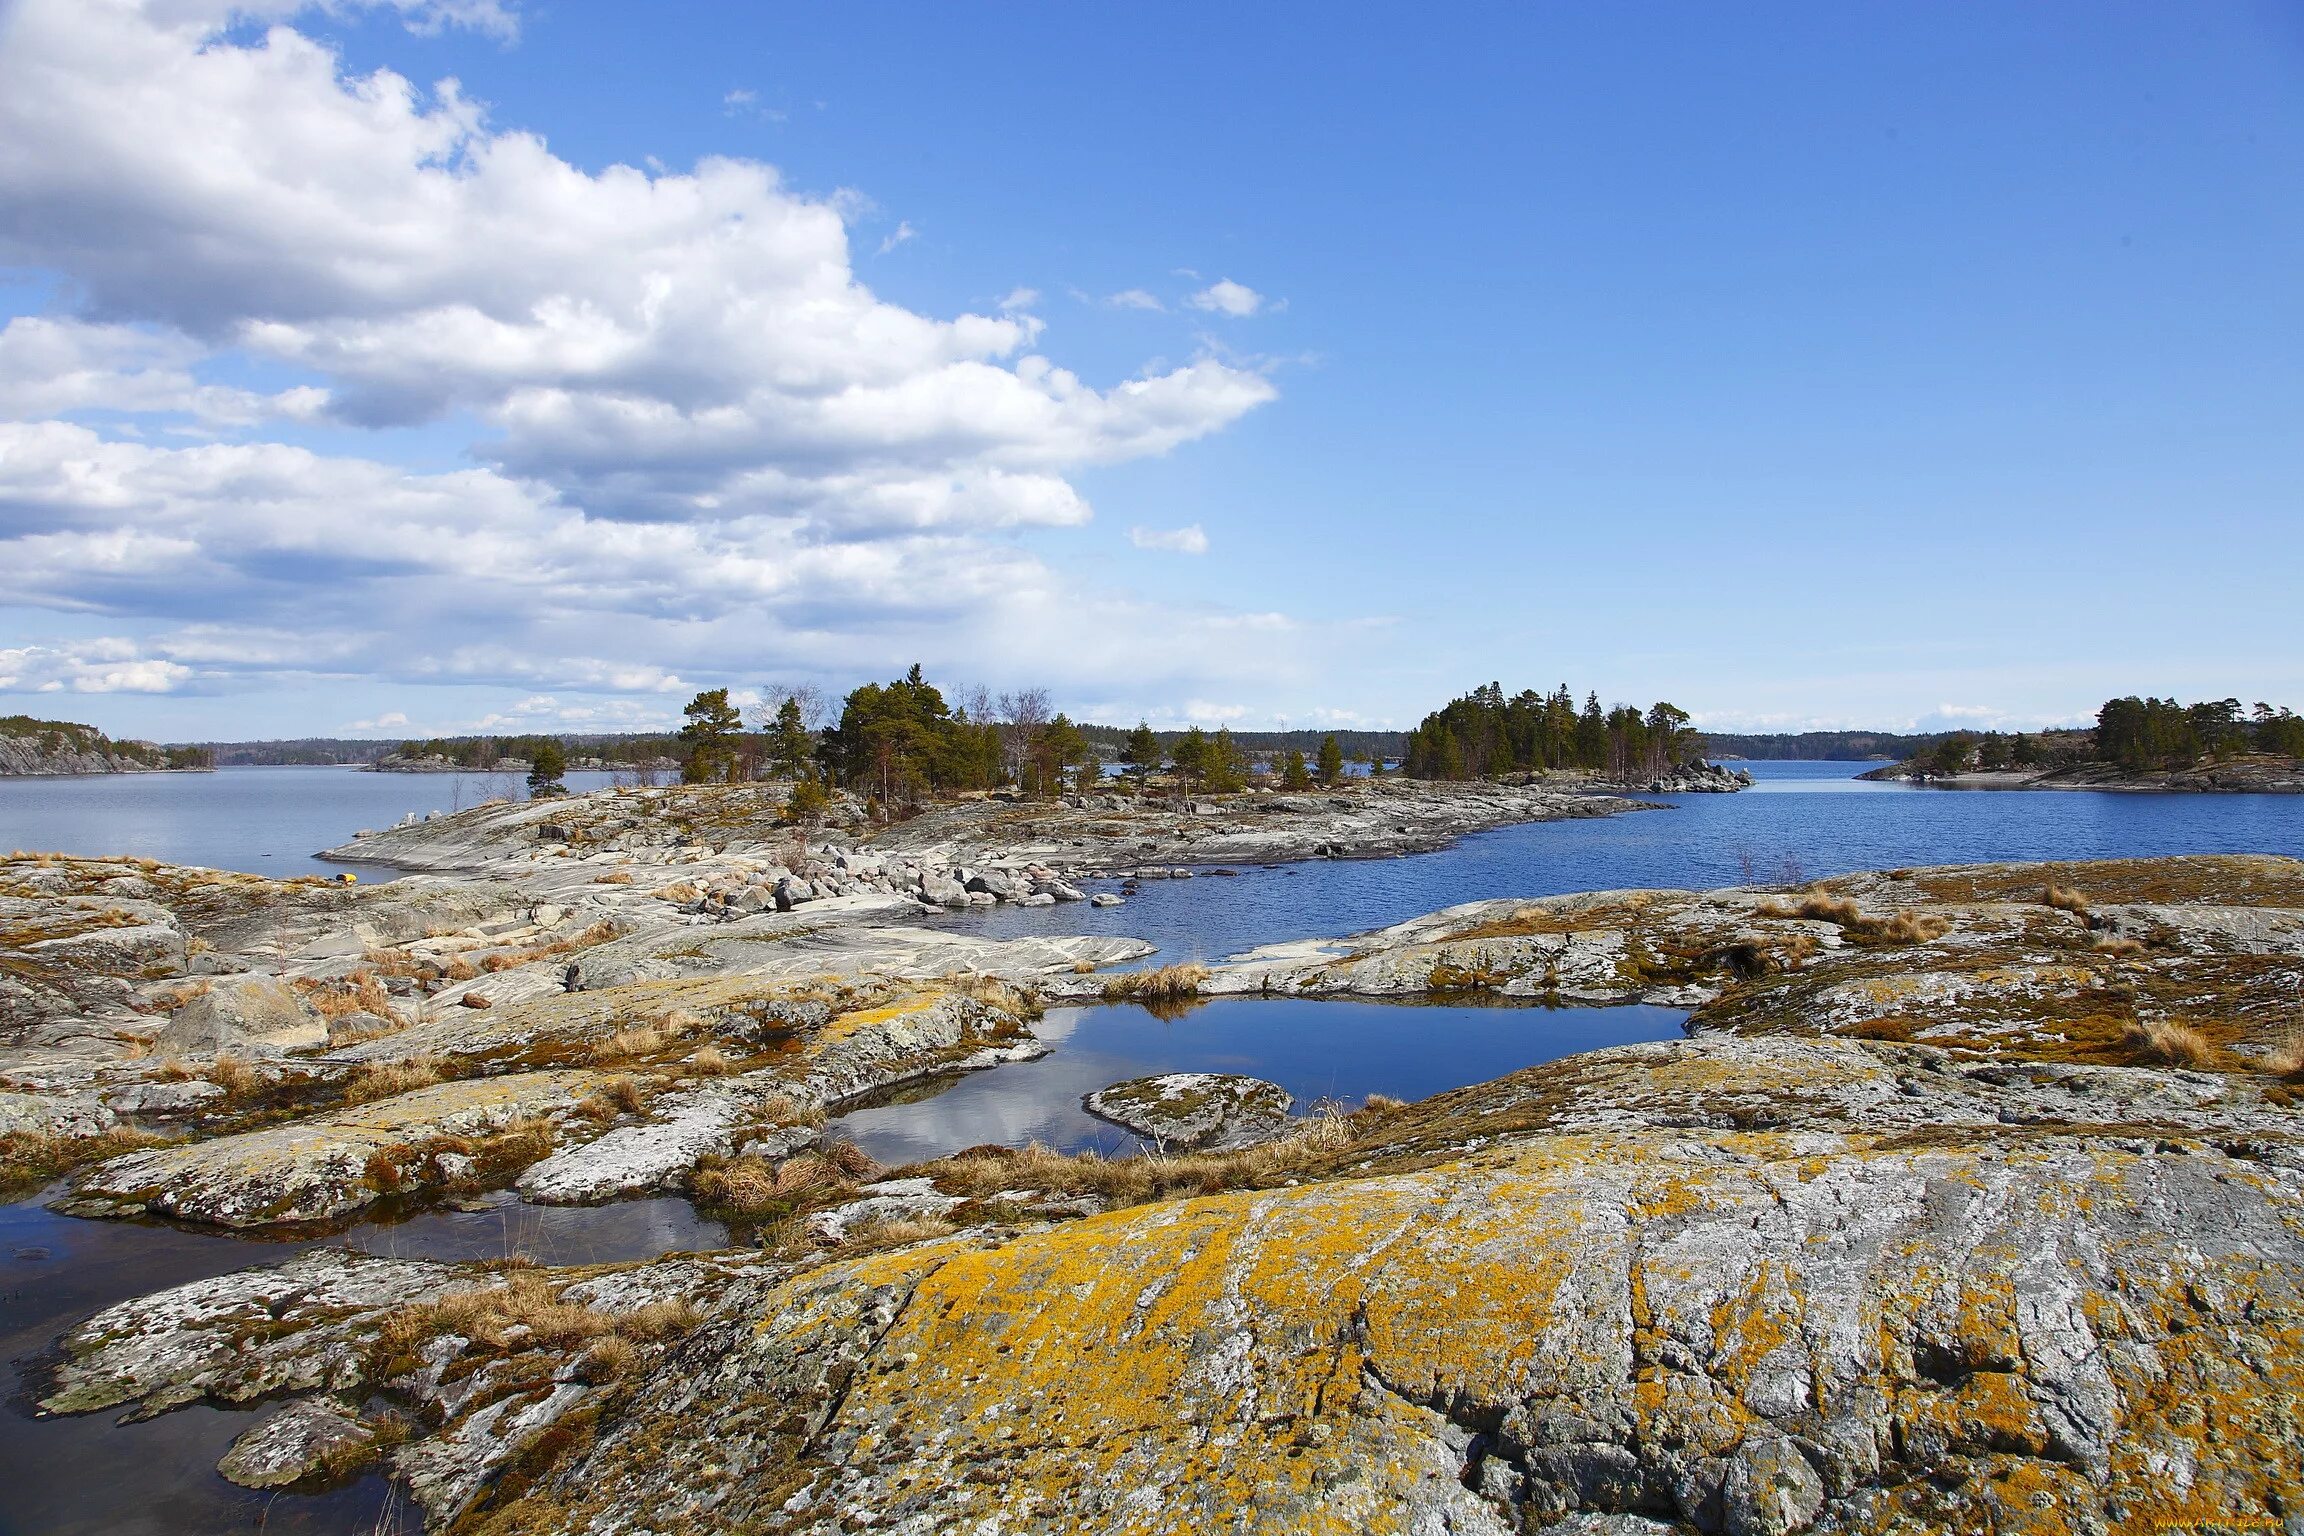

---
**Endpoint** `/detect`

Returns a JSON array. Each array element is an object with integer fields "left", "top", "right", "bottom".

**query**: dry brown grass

[
  {"left": 2092, "top": 935, "right": 2147, "bottom": 959},
  {"left": 2263, "top": 1029, "right": 2304, "bottom": 1082},
  {"left": 592, "top": 871, "right": 636, "bottom": 885},
  {"left": 591, "top": 1024, "right": 668, "bottom": 1063},
  {"left": 688, "top": 1044, "right": 732, "bottom": 1076},
  {"left": 295, "top": 970, "right": 403, "bottom": 1025},
  {"left": 0, "top": 1127, "right": 169, "bottom": 1197},
  {"left": 442, "top": 957, "right": 481, "bottom": 983},
  {"left": 2122, "top": 1018, "right": 2220, "bottom": 1070},
  {"left": 2041, "top": 883, "right": 2093, "bottom": 916},
  {"left": 205, "top": 1053, "right": 261, "bottom": 1098},
  {"left": 345, "top": 1055, "right": 447, "bottom": 1104},
  {"left": 1755, "top": 895, "right": 1949, "bottom": 947},
  {"left": 1101, "top": 962, "right": 1211, "bottom": 1003},
  {"left": 1071, "top": 960, "right": 1096, "bottom": 975},
  {"left": 927, "top": 1110, "right": 1366, "bottom": 1211},
  {"left": 479, "top": 921, "right": 622, "bottom": 973},
  {"left": 1358, "top": 1092, "right": 1409, "bottom": 1115},
  {"left": 688, "top": 1146, "right": 873, "bottom": 1219},
  {"left": 841, "top": 1213, "right": 957, "bottom": 1250},
  {"left": 652, "top": 881, "right": 702, "bottom": 904},
  {"left": 373, "top": 1272, "right": 699, "bottom": 1371},
  {"left": 942, "top": 971, "right": 1043, "bottom": 1020}
]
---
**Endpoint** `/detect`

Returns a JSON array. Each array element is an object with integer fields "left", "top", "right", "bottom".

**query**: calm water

[
  {"left": 834, "top": 997, "right": 1688, "bottom": 1165},
  {"left": 0, "top": 1191, "right": 725, "bottom": 1536},
  {"left": 955, "top": 760, "right": 2304, "bottom": 963},
  {"left": 0, "top": 765, "right": 620, "bottom": 881}
]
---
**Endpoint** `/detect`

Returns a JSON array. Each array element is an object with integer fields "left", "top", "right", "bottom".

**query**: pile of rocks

[{"left": 663, "top": 847, "right": 1096, "bottom": 917}]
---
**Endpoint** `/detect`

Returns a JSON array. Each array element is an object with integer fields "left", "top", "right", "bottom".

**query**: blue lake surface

[
  {"left": 0, "top": 765, "right": 623, "bottom": 881},
  {"left": 956, "top": 759, "right": 2304, "bottom": 964},
  {"left": 834, "top": 997, "right": 1689, "bottom": 1164}
]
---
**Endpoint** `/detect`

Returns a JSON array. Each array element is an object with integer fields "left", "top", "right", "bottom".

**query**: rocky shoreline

[
  {"left": 1859, "top": 752, "right": 2304, "bottom": 792},
  {"left": 6, "top": 818, "right": 2303, "bottom": 1535},
  {"left": 319, "top": 776, "right": 1662, "bottom": 887}
]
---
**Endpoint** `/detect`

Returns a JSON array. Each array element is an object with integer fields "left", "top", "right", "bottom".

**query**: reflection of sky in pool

[{"left": 832, "top": 997, "right": 1687, "bottom": 1165}]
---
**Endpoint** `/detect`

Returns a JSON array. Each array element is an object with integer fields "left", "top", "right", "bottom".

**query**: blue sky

[{"left": 1, "top": 0, "right": 2298, "bottom": 741}]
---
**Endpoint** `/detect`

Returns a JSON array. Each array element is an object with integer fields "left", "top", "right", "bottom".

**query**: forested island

[
  {"left": 0, "top": 716, "right": 211, "bottom": 776},
  {"left": 1861, "top": 694, "right": 2304, "bottom": 791},
  {"left": 1398, "top": 680, "right": 1743, "bottom": 790}
]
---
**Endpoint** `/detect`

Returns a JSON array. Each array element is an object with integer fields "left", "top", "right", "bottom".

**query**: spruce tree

[
  {"left": 526, "top": 738, "right": 568, "bottom": 798},
  {"left": 1317, "top": 734, "right": 1345, "bottom": 786}
]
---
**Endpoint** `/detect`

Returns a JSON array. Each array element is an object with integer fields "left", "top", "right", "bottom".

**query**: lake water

[
  {"left": 834, "top": 997, "right": 1688, "bottom": 1164},
  {"left": 0, "top": 766, "right": 624, "bottom": 881},
  {"left": 958, "top": 760, "right": 2304, "bottom": 963}
]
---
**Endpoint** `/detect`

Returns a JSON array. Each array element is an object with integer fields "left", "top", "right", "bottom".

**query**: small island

[{"left": 1860, "top": 694, "right": 2304, "bottom": 792}]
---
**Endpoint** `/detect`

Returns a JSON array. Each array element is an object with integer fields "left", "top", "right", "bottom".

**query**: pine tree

[
  {"left": 1317, "top": 733, "right": 1345, "bottom": 786},
  {"left": 766, "top": 696, "right": 814, "bottom": 780},
  {"left": 526, "top": 738, "right": 568, "bottom": 798},
  {"left": 1119, "top": 722, "right": 1161, "bottom": 789},
  {"left": 679, "top": 689, "right": 743, "bottom": 783},
  {"left": 1280, "top": 748, "right": 1312, "bottom": 789}
]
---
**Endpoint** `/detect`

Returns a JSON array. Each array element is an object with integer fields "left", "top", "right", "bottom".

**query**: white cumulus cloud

[
  {"left": 1187, "top": 279, "right": 1265, "bottom": 318},
  {"left": 0, "top": 0, "right": 1297, "bottom": 715},
  {"left": 1128, "top": 523, "right": 1210, "bottom": 555}
]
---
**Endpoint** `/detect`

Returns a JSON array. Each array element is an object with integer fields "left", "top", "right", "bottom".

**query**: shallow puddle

[
  {"left": 0, "top": 1188, "right": 727, "bottom": 1536},
  {"left": 832, "top": 997, "right": 1688, "bottom": 1164}
]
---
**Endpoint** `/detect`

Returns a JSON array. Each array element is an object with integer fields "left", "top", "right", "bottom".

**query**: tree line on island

[
  {"left": 1400, "top": 683, "right": 1704, "bottom": 780},
  {"left": 639, "top": 667, "right": 1366, "bottom": 816},
  {"left": 1918, "top": 695, "right": 2304, "bottom": 776}
]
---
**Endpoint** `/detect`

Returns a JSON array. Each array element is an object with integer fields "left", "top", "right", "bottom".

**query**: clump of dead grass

[
  {"left": 345, "top": 1055, "right": 447, "bottom": 1104},
  {"left": 943, "top": 972, "right": 1043, "bottom": 1020},
  {"left": 0, "top": 1127, "right": 170, "bottom": 1198},
  {"left": 1101, "top": 962, "right": 1211, "bottom": 1004},
  {"left": 480, "top": 921, "right": 622, "bottom": 973},
  {"left": 2122, "top": 1018, "right": 2220, "bottom": 1070},
  {"left": 927, "top": 1109, "right": 1366, "bottom": 1211},
  {"left": 688, "top": 1044, "right": 732, "bottom": 1076},
  {"left": 2092, "top": 935, "right": 2147, "bottom": 959},
  {"left": 1755, "top": 895, "right": 1950, "bottom": 946},
  {"left": 2041, "top": 883, "right": 2093, "bottom": 916},
  {"left": 688, "top": 1143, "right": 877, "bottom": 1220},
  {"left": 205, "top": 1053, "right": 262, "bottom": 1099},
  {"left": 2261, "top": 1028, "right": 2304, "bottom": 1082},
  {"left": 840, "top": 1213, "right": 957, "bottom": 1251},
  {"left": 295, "top": 970, "right": 403, "bottom": 1026},
  {"left": 373, "top": 1271, "right": 700, "bottom": 1374}
]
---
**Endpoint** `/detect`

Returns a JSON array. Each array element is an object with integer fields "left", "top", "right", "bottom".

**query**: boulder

[
  {"left": 217, "top": 1398, "right": 378, "bottom": 1490},
  {"left": 156, "top": 976, "right": 327, "bottom": 1055},
  {"left": 965, "top": 870, "right": 1025, "bottom": 901},
  {"left": 919, "top": 876, "right": 969, "bottom": 909},
  {"left": 325, "top": 1010, "right": 397, "bottom": 1046},
  {"left": 103, "top": 1079, "right": 226, "bottom": 1117},
  {"left": 1084, "top": 1072, "right": 1295, "bottom": 1151},
  {"left": 1088, "top": 892, "right": 1125, "bottom": 908}
]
